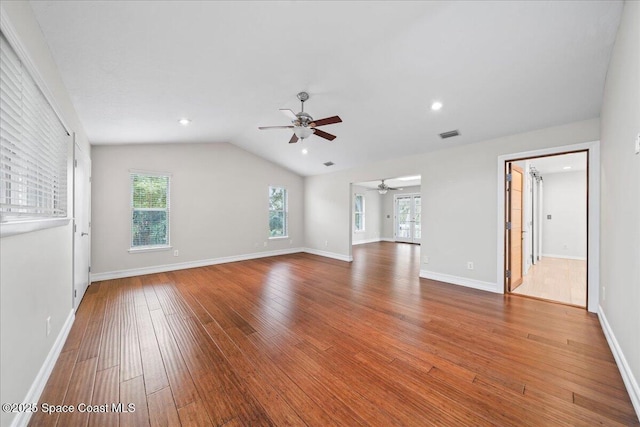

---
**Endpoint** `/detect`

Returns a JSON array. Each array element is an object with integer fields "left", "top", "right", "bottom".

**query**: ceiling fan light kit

[{"left": 259, "top": 92, "right": 342, "bottom": 144}]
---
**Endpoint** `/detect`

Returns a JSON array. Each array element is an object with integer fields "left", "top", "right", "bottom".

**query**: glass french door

[{"left": 395, "top": 194, "right": 421, "bottom": 244}]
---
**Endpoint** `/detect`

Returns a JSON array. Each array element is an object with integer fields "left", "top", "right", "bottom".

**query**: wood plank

[
  {"left": 147, "top": 387, "right": 180, "bottom": 427},
  {"left": 29, "top": 349, "right": 78, "bottom": 427},
  {"left": 149, "top": 308, "right": 199, "bottom": 408},
  {"left": 177, "top": 400, "right": 214, "bottom": 427},
  {"left": 96, "top": 281, "right": 121, "bottom": 371},
  {"left": 120, "top": 297, "right": 143, "bottom": 382},
  {"left": 32, "top": 243, "right": 639, "bottom": 426},
  {"left": 56, "top": 357, "right": 98, "bottom": 427},
  {"left": 88, "top": 366, "right": 119, "bottom": 427},
  {"left": 135, "top": 300, "right": 169, "bottom": 394},
  {"left": 119, "top": 376, "right": 149, "bottom": 427}
]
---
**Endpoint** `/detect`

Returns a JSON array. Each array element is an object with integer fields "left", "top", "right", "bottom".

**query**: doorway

[
  {"left": 73, "top": 142, "right": 91, "bottom": 310},
  {"left": 395, "top": 194, "right": 421, "bottom": 244},
  {"left": 349, "top": 175, "right": 421, "bottom": 252},
  {"left": 505, "top": 151, "right": 587, "bottom": 307}
]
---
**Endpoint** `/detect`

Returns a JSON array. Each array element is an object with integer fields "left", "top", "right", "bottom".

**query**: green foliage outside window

[
  {"left": 269, "top": 186, "right": 287, "bottom": 237},
  {"left": 131, "top": 174, "right": 170, "bottom": 248}
]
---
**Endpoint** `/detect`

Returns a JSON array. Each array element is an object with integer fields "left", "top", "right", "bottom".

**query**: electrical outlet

[
  {"left": 467, "top": 261, "right": 474, "bottom": 270},
  {"left": 263, "top": 241, "right": 267, "bottom": 247},
  {"left": 325, "top": 240, "right": 328, "bottom": 247},
  {"left": 173, "top": 250, "right": 179, "bottom": 257},
  {"left": 46, "top": 316, "right": 51, "bottom": 336},
  {"left": 635, "top": 133, "right": 640, "bottom": 154},
  {"left": 424, "top": 256, "right": 429, "bottom": 264},
  {"left": 602, "top": 287, "right": 606, "bottom": 301}
]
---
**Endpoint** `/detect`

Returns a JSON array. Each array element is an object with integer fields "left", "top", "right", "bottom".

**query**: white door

[
  {"left": 394, "top": 194, "right": 421, "bottom": 244},
  {"left": 74, "top": 142, "right": 91, "bottom": 310}
]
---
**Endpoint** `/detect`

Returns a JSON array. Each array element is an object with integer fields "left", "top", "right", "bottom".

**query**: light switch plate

[{"left": 635, "top": 132, "right": 640, "bottom": 154}]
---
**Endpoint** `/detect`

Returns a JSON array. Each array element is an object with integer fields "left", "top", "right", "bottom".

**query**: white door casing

[{"left": 73, "top": 142, "right": 91, "bottom": 310}]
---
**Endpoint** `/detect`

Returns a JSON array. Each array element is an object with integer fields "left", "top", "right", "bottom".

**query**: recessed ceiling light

[
  {"left": 302, "top": 148, "right": 308, "bottom": 155},
  {"left": 563, "top": 166, "right": 572, "bottom": 170},
  {"left": 178, "top": 118, "right": 191, "bottom": 126},
  {"left": 431, "top": 101, "right": 443, "bottom": 111}
]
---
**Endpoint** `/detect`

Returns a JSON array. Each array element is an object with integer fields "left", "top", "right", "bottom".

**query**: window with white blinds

[
  {"left": 130, "top": 172, "right": 170, "bottom": 250},
  {"left": 0, "top": 32, "right": 70, "bottom": 222}
]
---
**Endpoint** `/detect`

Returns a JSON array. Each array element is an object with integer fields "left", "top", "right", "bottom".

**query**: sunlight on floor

[{"left": 512, "top": 257, "right": 587, "bottom": 307}]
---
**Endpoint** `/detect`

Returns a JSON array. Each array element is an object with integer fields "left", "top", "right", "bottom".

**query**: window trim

[
  {"left": 268, "top": 185, "right": 288, "bottom": 239},
  {"left": 354, "top": 193, "right": 365, "bottom": 233},
  {"left": 129, "top": 170, "right": 171, "bottom": 251}
]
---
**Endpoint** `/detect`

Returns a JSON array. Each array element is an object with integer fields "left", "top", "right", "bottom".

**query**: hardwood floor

[
  {"left": 29, "top": 242, "right": 637, "bottom": 426},
  {"left": 512, "top": 257, "right": 587, "bottom": 307}
]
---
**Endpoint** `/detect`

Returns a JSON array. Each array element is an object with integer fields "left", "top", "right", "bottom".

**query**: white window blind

[
  {"left": 130, "top": 172, "right": 170, "bottom": 249},
  {"left": 0, "top": 32, "right": 70, "bottom": 221}
]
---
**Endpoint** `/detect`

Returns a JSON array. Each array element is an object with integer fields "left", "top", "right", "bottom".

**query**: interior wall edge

[
  {"left": 9, "top": 308, "right": 74, "bottom": 427},
  {"left": 91, "top": 248, "right": 305, "bottom": 282},
  {"left": 419, "top": 270, "right": 499, "bottom": 294},
  {"left": 598, "top": 306, "right": 640, "bottom": 419}
]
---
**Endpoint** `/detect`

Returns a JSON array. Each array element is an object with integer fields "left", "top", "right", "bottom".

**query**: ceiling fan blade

[
  {"left": 313, "top": 129, "right": 337, "bottom": 141},
  {"left": 288, "top": 134, "right": 299, "bottom": 144},
  {"left": 311, "top": 116, "right": 342, "bottom": 127},
  {"left": 280, "top": 109, "right": 297, "bottom": 120},
  {"left": 258, "top": 125, "right": 295, "bottom": 130}
]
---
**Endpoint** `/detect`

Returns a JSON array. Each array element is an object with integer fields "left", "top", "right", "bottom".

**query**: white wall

[
  {"left": 91, "top": 143, "right": 304, "bottom": 278},
  {"left": 304, "top": 118, "right": 599, "bottom": 287},
  {"left": 351, "top": 185, "right": 382, "bottom": 244},
  {"left": 0, "top": 2, "right": 91, "bottom": 426},
  {"left": 381, "top": 185, "right": 421, "bottom": 241},
  {"left": 541, "top": 171, "right": 587, "bottom": 259},
  {"left": 599, "top": 0, "right": 640, "bottom": 416}
]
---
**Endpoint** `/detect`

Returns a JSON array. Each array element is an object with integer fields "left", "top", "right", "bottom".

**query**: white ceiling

[
  {"left": 529, "top": 152, "right": 587, "bottom": 175},
  {"left": 29, "top": 1, "right": 622, "bottom": 176}
]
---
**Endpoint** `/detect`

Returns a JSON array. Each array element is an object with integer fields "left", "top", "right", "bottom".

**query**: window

[
  {"left": 0, "top": 32, "right": 70, "bottom": 226},
  {"left": 130, "top": 172, "right": 170, "bottom": 250},
  {"left": 268, "top": 186, "right": 287, "bottom": 238},
  {"left": 354, "top": 194, "right": 365, "bottom": 232}
]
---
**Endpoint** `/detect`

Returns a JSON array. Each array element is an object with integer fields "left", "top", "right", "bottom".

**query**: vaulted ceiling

[{"left": 30, "top": 1, "right": 622, "bottom": 176}]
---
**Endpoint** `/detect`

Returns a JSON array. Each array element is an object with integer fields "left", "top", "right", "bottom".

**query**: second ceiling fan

[{"left": 259, "top": 92, "right": 342, "bottom": 144}]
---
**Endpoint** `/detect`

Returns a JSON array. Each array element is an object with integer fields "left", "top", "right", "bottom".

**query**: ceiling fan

[
  {"left": 258, "top": 92, "right": 342, "bottom": 144},
  {"left": 368, "top": 179, "right": 403, "bottom": 195}
]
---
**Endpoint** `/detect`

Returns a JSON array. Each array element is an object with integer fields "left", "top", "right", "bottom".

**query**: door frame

[
  {"left": 496, "top": 140, "right": 599, "bottom": 313},
  {"left": 394, "top": 193, "right": 421, "bottom": 244}
]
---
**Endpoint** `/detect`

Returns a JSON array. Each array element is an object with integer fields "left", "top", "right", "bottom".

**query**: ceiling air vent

[
  {"left": 324, "top": 161, "right": 334, "bottom": 167},
  {"left": 439, "top": 130, "right": 460, "bottom": 139}
]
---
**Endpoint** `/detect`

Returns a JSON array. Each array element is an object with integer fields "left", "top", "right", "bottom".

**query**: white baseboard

[
  {"left": 11, "top": 309, "right": 75, "bottom": 427},
  {"left": 542, "top": 253, "right": 587, "bottom": 261},
  {"left": 352, "top": 238, "right": 381, "bottom": 245},
  {"left": 380, "top": 238, "right": 395, "bottom": 242},
  {"left": 598, "top": 306, "right": 640, "bottom": 419},
  {"left": 420, "top": 270, "right": 500, "bottom": 293},
  {"left": 303, "top": 247, "right": 353, "bottom": 262},
  {"left": 91, "top": 248, "right": 305, "bottom": 281}
]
